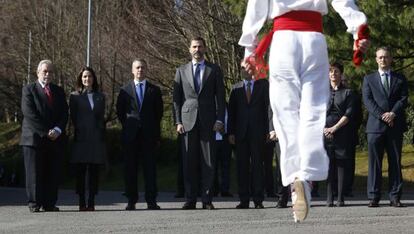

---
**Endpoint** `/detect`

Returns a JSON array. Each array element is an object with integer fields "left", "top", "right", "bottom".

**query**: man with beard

[{"left": 173, "top": 37, "right": 226, "bottom": 210}]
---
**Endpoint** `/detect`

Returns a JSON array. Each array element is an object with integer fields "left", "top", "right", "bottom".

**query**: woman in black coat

[
  {"left": 69, "top": 67, "right": 106, "bottom": 211},
  {"left": 323, "top": 61, "right": 356, "bottom": 207}
]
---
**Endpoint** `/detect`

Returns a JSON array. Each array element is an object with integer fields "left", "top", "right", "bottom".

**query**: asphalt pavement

[{"left": 1, "top": 187, "right": 413, "bottom": 234}]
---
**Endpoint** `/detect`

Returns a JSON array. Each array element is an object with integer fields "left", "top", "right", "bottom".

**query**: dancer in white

[{"left": 239, "top": 0, "right": 369, "bottom": 222}]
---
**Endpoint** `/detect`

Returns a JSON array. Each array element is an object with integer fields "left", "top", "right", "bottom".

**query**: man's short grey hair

[
  {"left": 132, "top": 58, "right": 147, "bottom": 67},
  {"left": 37, "top": 59, "right": 53, "bottom": 73},
  {"left": 376, "top": 46, "right": 392, "bottom": 55}
]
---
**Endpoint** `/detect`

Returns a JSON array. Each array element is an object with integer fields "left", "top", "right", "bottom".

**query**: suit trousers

[
  {"left": 264, "top": 141, "right": 275, "bottom": 195},
  {"left": 367, "top": 131, "right": 403, "bottom": 201},
  {"left": 22, "top": 139, "right": 61, "bottom": 208},
  {"left": 213, "top": 138, "right": 232, "bottom": 194},
  {"left": 123, "top": 132, "right": 158, "bottom": 204},
  {"left": 235, "top": 135, "right": 265, "bottom": 203},
  {"left": 268, "top": 30, "right": 330, "bottom": 186},
  {"left": 75, "top": 163, "right": 100, "bottom": 197},
  {"left": 182, "top": 119, "right": 216, "bottom": 204},
  {"left": 274, "top": 141, "right": 289, "bottom": 202}
]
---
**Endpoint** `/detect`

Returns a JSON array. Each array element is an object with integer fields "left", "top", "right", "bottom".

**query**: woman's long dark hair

[{"left": 76, "top": 67, "right": 99, "bottom": 92}]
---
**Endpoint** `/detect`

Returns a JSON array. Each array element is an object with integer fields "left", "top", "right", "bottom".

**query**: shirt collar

[
  {"left": 378, "top": 69, "right": 391, "bottom": 76},
  {"left": 243, "top": 79, "right": 254, "bottom": 85},
  {"left": 38, "top": 80, "right": 48, "bottom": 88},
  {"left": 192, "top": 60, "right": 205, "bottom": 67},
  {"left": 134, "top": 79, "right": 146, "bottom": 86}
]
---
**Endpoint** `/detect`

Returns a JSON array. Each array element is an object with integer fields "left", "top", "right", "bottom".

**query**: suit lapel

[
  {"left": 127, "top": 81, "right": 140, "bottom": 111},
  {"left": 35, "top": 82, "right": 50, "bottom": 110},
  {"left": 250, "top": 80, "right": 260, "bottom": 104},
  {"left": 240, "top": 82, "right": 248, "bottom": 105},
  {"left": 200, "top": 62, "right": 212, "bottom": 93},
  {"left": 388, "top": 71, "right": 397, "bottom": 96},
  {"left": 184, "top": 62, "right": 196, "bottom": 93},
  {"left": 375, "top": 72, "right": 388, "bottom": 98},
  {"left": 142, "top": 81, "right": 151, "bottom": 110}
]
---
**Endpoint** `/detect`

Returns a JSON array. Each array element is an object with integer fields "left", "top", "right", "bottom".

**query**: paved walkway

[{"left": 0, "top": 187, "right": 413, "bottom": 233}]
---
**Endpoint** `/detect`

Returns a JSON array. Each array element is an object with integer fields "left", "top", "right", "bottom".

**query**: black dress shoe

[
  {"left": 368, "top": 200, "right": 379, "bottom": 208},
  {"left": 42, "top": 206, "right": 59, "bottom": 212},
  {"left": 276, "top": 200, "right": 288, "bottom": 208},
  {"left": 221, "top": 191, "right": 233, "bottom": 197},
  {"left": 202, "top": 203, "right": 215, "bottom": 210},
  {"left": 29, "top": 206, "right": 41, "bottom": 213},
  {"left": 147, "top": 203, "right": 161, "bottom": 210},
  {"left": 326, "top": 202, "right": 334, "bottom": 207},
  {"left": 182, "top": 202, "right": 196, "bottom": 210},
  {"left": 236, "top": 202, "right": 249, "bottom": 209},
  {"left": 254, "top": 202, "right": 264, "bottom": 209},
  {"left": 390, "top": 200, "right": 406, "bottom": 207},
  {"left": 125, "top": 203, "right": 136, "bottom": 211}
]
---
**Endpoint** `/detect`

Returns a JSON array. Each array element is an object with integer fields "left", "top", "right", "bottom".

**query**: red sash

[{"left": 247, "top": 11, "right": 322, "bottom": 79}]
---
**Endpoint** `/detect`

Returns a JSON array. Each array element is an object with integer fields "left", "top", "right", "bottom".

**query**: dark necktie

[
  {"left": 194, "top": 63, "right": 201, "bottom": 93},
  {"left": 382, "top": 73, "right": 389, "bottom": 94},
  {"left": 44, "top": 85, "right": 53, "bottom": 106},
  {"left": 135, "top": 83, "right": 142, "bottom": 111},
  {"left": 246, "top": 81, "right": 252, "bottom": 103}
]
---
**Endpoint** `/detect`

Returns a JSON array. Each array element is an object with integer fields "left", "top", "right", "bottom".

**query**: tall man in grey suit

[
  {"left": 116, "top": 59, "right": 164, "bottom": 210},
  {"left": 173, "top": 37, "right": 226, "bottom": 210},
  {"left": 228, "top": 61, "right": 269, "bottom": 209},
  {"left": 20, "top": 60, "right": 68, "bottom": 212},
  {"left": 363, "top": 47, "right": 408, "bottom": 208}
]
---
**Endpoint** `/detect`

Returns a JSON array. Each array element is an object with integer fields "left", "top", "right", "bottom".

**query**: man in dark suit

[
  {"left": 228, "top": 61, "right": 269, "bottom": 209},
  {"left": 268, "top": 108, "right": 290, "bottom": 208},
  {"left": 362, "top": 47, "right": 408, "bottom": 208},
  {"left": 20, "top": 60, "right": 68, "bottom": 212},
  {"left": 173, "top": 37, "right": 226, "bottom": 210},
  {"left": 116, "top": 59, "right": 164, "bottom": 210}
]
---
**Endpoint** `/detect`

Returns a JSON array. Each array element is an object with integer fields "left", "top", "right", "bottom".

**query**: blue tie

[
  {"left": 194, "top": 63, "right": 201, "bottom": 93},
  {"left": 135, "top": 83, "right": 143, "bottom": 110}
]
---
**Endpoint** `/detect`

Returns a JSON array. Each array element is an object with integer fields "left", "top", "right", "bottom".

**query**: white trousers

[{"left": 268, "top": 31, "right": 330, "bottom": 186}]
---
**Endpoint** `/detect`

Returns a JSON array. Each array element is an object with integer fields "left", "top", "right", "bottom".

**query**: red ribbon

[{"left": 353, "top": 24, "right": 369, "bottom": 67}]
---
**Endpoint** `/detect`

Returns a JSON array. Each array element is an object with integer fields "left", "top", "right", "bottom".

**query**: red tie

[{"left": 44, "top": 85, "right": 53, "bottom": 106}]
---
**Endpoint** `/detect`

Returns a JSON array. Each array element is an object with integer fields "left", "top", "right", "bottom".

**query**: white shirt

[
  {"left": 192, "top": 60, "right": 206, "bottom": 83},
  {"left": 239, "top": 0, "right": 367, "bottom": 57},
  {"left": 87, "top": 92, "right": 94, "bottom": 109}
]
